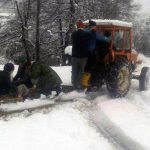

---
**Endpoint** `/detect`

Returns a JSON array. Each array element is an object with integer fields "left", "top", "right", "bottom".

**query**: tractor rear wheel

[
  {"left": 106, "top": 61, "right": 131, "bottom": 98},
  {"left": 139, "top": 67, "right": 150, "bottom": 91}
]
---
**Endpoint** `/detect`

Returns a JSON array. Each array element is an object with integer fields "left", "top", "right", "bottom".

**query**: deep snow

[{"left": 0, "top": 55, "right": 150, "bottom": 150}]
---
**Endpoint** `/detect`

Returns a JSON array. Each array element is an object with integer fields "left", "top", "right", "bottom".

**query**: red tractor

[{"left": 83, "top": 20, "right": 150, "bottom": 97}]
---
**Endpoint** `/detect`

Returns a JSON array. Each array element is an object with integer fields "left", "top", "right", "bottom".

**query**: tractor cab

[{"left": 84, "top": 19, "right": 138, "bottom": 64}]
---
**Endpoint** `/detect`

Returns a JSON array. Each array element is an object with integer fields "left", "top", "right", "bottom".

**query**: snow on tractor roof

[{"left": 84, "top": 19, "right": 133, "bottom": 27}]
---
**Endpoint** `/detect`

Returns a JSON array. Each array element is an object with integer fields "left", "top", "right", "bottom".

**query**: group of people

[
  {"left": 0, "top": 56, "right": 62, "bottom": 101},
  {"left": 0, "top": 19, "right": 110, "bottom": 101},
  {"left": 71, "top": 20, "right": 110, "bottom": 91}
]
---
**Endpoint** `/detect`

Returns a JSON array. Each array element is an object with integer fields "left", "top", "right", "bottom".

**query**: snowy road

[{"left": 90, "top": 105, "right": 145, "bottom": 150}]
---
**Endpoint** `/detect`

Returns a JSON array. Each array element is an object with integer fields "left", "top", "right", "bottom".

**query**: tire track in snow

[{"left": 89, "top": 107, "right": 144, "bottom": 150}]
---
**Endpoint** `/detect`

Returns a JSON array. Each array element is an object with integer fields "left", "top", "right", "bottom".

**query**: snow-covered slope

[
  {"left": 0, "top": 103, "right": 114, "bottom": 150},
  {"left": 0, "top": 56, "right": 150, "bottom": 150}
]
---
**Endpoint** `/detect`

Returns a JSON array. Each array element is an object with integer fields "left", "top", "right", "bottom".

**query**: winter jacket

[
  {"left": 95, "top": 40, "right": 109, "bottom": 61},
  {"left": 84, "top": 28, "right": 108, "bottom": 54},
  {"left": 13, "top": 64, "right": 33, "bottom": 88},
  {"left": 71, "top": 29, "right": 89, "bottom": 58},
  {"left": 0, "top": 71, "right": 17, "bottom": 96},
  {"left": 29, "top": 62, "right": 62, "bottom": 91}
]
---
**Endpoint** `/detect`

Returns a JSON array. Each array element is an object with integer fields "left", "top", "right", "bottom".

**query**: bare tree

[
  {"left": 35, "top": 0, "right": 40, "bottom": 61},
  {"left": 15, "top": 0, "right": 31, "bottom": 61}
]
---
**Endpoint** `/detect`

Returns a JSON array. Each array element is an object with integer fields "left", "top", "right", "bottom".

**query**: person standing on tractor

[
  {"left": 88, "top": 30, "right": 111, "bottom": 91},
  {"left": 71, "top": 20, "right": 89, "bottom": 90},
  {"left": 28, "top": 61, "right": 62, "bottom": 98},
  {"left": 82, "top": 20, "right": 109, "bottom": 89}
]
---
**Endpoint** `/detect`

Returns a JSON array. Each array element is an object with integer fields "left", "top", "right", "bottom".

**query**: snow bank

[
  {"left": 0, "top": 98, "right": 54, "bottom": 111},
  {"left": 0, "top": 91, "right": 86, "bottom": 112},
  {"left": 52, "top": 66, "right": 71, "bottom": 85}
]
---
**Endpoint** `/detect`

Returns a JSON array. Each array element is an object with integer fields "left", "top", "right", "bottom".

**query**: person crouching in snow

[
  {"left": 28, "top": 61, "right": 62, "bottom": 98},
  {"left": 0, "top": 63, "right": 25, "bottom": 101},
  {"left": 0, "top": 63, "right": 17, "bottom": 97},
  {"left": 13, "top": 55, "right": 33, "bottom": 89},
  {"left": 13, "top": 55, "right": 33, "bottom": 99}
]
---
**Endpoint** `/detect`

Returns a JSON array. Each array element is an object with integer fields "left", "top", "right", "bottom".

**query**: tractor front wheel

[{"left": 139, "top": 67, "right": 150, "bottom": 91}]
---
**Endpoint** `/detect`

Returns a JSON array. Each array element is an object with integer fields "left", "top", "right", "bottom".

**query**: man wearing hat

[
  {"left": 82, "top": 20, "right": 109, "bottom": 89},
  {"left": 71, "top": 20, "right": 89, "bottom": 90}
]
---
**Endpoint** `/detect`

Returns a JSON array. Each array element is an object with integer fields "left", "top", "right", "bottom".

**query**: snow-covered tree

[{"left": 0, "top": 0, "right": 141, "bottom": 64}]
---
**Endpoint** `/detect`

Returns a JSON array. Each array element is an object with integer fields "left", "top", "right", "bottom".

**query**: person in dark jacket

[
  {"left": 87, "top": 30, "right": 111, "bottom": 91},
  {"left": 71, "top": 20, "right": 88, "bottom": 90},
  {"left": 13, "top": 55, "right": 33, "bottom": 88},
  {"left": 28, "top": 61, "right": 62, "bottom": 97},
  {"left": 84, "top": 20, "right": 108, "bottom": 73},
  {"left": 0, "top": 63, "right": 17, "bottom": 96},
  {"left": 82, "top": 20, "right": 109, "bottom": 88}
]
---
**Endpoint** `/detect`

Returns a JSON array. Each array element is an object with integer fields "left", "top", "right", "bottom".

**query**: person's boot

[{"left": 81, "top": 72, "right": 91, "bottom": 88}]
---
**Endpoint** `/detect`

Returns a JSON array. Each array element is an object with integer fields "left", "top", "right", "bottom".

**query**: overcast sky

[{"left": 134, "top": 0, "right": 149, "bottom": 13}]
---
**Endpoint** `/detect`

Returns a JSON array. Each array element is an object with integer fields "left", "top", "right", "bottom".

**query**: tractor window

[
  {"left": 124, "top": 31, "right": 130, "bottom": 50},
  {"left": 113, "top": 31, "right": 123, "bottom": 50}
]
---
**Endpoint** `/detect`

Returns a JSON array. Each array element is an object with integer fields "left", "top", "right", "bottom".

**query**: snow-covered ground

[
  {"left": 0, "top": 55, "right": 150, "bottom": 150},
  {"left": 0, "top": 104, "right": 114, "bottom": 150}
]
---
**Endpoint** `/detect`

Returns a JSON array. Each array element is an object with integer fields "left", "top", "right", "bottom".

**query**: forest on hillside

[{"left": 0, "top": 0, "right": 150, "bottom": 65}]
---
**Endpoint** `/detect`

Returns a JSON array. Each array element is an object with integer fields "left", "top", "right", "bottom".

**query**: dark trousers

[
  {"left": 89, "top": 62, "right": 105, "bottom": 87},
  {"left": 0, "top": 83, "right": 18, "bottom": 97},
  {"left": 71, "top": 57, "right": 87, "bottom": 88},
  {"left": 84, "top": 53, "right": 97, "bottom": 73},
  {"left": 85, "top": 53, "right": 105, "bottom": 88}
]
